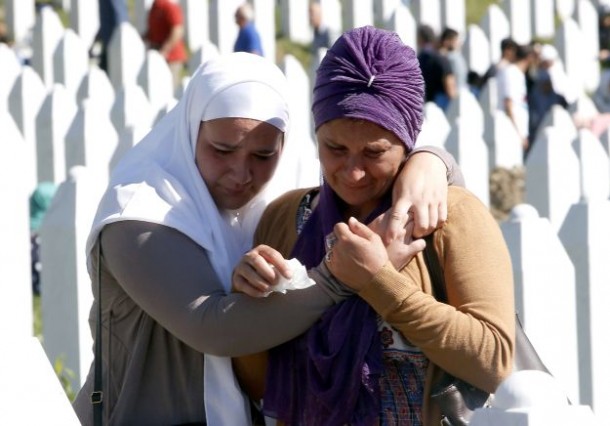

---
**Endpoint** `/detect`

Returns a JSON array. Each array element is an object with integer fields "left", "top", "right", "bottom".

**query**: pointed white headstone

[
  {"left": 484, "top": 109, "right": 524, "bottom": 170},
  {"left": 40, "top": 166, "right": 105, "bottom": 392},
  {"left": 480, "top": 5, "right": 510, "bottom": 65},
  {"left": 30, "top": 7, "right": 65, "bottom": 88},
  {"left": 4, "top": 0, "right": 35, "bottom": 46},
  {"left": 77, "top": 66, "right": 116, "bottom": 112},
  {"left": 110, "top": 84, "right": 155, "bottom": 135},
  {"left": 446, "top": 88, "right": 485, "bottom": 137},
  {"left": 387, "top": 4, "right": 417, "bottom": 50},
  {"left": 252, "top": 0, "right": 277, "bottom": 62},
  {"left": 342, "top": 0, "right": 374, "bottom": 30},
  {"left": 502, "top": 0, "right": 532, "bottom": 45},
  {"left": 70, "top": 0, "right": 100, "bottom": 49},
  {"left": 8, "top": 66, "right": 47, "bottom": 190},
  {"left": 65, "top": 99, "right": 119, "bottom": 186},
  {"left": 445, "top": 118, "right": 490, "bottom": 206},
  {"left": 416, "top": 102, "right": 450, "bottom": 149},
  {"left": 0, "top": 337, "right": 80, "bottom": 425},
  {"left": 138, "top": 49, "right": 175, "bottom": 116},
  {"left": 0, "top": 43, "right": 23, "bottom": 112},
  {"left": 559, "top": 198, "right": 610, "bottom": 416},
  {"left": 525, "top": 126, "right": 581, "bottom": 231},
  {"left": 555, "top": 19, "right": 586, "bottom": 102},
  {"left": 279, "top": 0, "right": 312, "bottom": 44},
  {"left": 181, "top": 0, "right": 209, "bottom": 54},
  {"left": 110, "top": 126, "right": 149, "bottom": 172},
  {"left": 107, "top": 22, "right": 147, "bottom": 90},
  {"left": 573, "top": 129, "right": 610, "bottom": 200},
  {"left": 531, "top": 0, "right": 555, "bottom": 39},
  {"left": 53, "top": 28, "right": 89, "bottom": 98},
  {"left": 0, "top": 113, "right": 32, "bottom": 339},
  {"left": 463, "top": 24, "right": 491, "bottom": 77},
  {"left": 501, "top": 204, "right": 580, "bottom": 403},
  {"left": 575, "top": 0, "right": 601, "bottom": 93},
  {"left": 411, "top": 0, "right": 442, "bottom": 35},
  {"left": 36, "top": 84, "right": 78, "bottom": 184},
  {"left": 187, "top": 41, "right": 220, "bottom": 76},
  {"left": 440, "top": 0, "right": 466, "bottom": 36}
]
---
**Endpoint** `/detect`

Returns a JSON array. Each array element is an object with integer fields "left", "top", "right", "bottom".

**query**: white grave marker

[
  {"left": 4, "top": 0, "right": 35, "bottom": 46},
  {"left": 279, "top": 0, "right": 312, "bottom": 44},
  {"left": 463, "top": 25, "right": 491, "bottom": 77},
  {"left": 36, "top": 84, "right": 78, "bottom": 184},
  {"left": 107, "top": 22, "right": 147, "bottom": 90},
  {"left": 30, "top": 6, "right": 64, "bottom": 88},
  {"left": 0, "top": 337, "right": 80, "bottom": 425},
  {"left": 138, "top": 49, "right": 175, "bottom": 117},
  {"left": 77, "top": 66, "right": 116, "bottom": 112},
  {"left": 440, "top": 0, "right": 466, "bottom": 36},
  {"left": 525, "top": 126, "right": 580, "bottom": 231},
  {"left": 8, "top": 65, "right": 47, "bottom": 191},
  {"left": 0, "top": 113, "right": 32, "bottom": 339},
  {"left": 559, "top": 198, "right": 610, "bottom": 417},
  {"left": 411, "top": 0, "right": 442, "bottom": 35},
  {"left": 181, "top": 0, "right": 209, "bottom": 54},
  {"left": 342, "top": 0, "right": 374, "bottom": 30},
  {"left": 501, "top": 204, "right": 580, "bottom": 403},
  {"left": 70, "top": 0, "right": 100, "bottom": 49},
  {"left": 480, "top": 5, "right": 510, "bottom": 65},
  {"left": 502, "top": 0, "right": 532, "bottom": 45},
  {"left": 531, "top": 0, "right": 554, "bottom": 39},
  {"left": 53, "top": 28, "right": 90, "bottom": 99},
  {"left": 40, "top": 166, "right": 105, "bottom": 392}
]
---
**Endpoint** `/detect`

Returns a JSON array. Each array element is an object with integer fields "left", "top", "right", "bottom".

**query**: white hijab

[{"left": 86, "top": 52, "right": 289, "bottom": 425}]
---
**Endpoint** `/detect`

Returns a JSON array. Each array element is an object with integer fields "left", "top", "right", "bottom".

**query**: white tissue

[{"left": 266, "top": 258, "right": 315, "bottom": 295}]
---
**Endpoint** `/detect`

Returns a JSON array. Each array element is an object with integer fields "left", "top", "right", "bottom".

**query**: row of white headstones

[{"left": 1, "top": 0, "right": 609, "bottom": 424}]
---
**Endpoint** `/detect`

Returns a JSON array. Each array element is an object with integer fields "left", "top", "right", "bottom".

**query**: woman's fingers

[{"left": 231, "top": 245, "right": 291, "bottom": 296}]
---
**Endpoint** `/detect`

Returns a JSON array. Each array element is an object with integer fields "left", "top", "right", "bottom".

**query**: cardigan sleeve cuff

[{"left": 358, "top": 262, "right": 419, "bottom": 318}]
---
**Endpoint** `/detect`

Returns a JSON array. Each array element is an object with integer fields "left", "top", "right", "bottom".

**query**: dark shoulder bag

[{"left": 423, "top": 234, "right": 551, "bottom": 426}]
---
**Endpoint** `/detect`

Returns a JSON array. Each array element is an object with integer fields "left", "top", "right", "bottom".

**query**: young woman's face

[
  {"left": 195, "top": 118, "right": 283, "bottom": 210},
  {"left": 317, "top": 118, "right": 406, "bottom": 219}
]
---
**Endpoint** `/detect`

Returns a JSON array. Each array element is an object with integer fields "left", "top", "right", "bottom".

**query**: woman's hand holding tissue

[{"left": 232, "top": 245, "right": 293, "bottom": 297}]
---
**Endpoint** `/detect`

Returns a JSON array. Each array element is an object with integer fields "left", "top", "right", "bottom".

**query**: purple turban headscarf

[
  {"left": 312, "top": 25, "right": 425, "bottom": 150},
  {"left": 263, "top": 27, "right": 426, "bottom": 426}
]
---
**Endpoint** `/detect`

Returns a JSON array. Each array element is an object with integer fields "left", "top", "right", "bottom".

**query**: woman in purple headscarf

[{"left": 233, "top": 27, "right": 515, "bottom": 425}]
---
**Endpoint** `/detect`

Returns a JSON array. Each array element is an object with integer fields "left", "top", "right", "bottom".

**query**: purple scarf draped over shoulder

[
  {"left": 262, "top": 26, "right": 424, "bottom": 425},
  {"left": 263, "top": 184, "right": 391, "bottom": 426}
]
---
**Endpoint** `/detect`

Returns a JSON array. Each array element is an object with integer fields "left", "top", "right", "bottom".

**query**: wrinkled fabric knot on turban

[{"left": 312, "top": 25, "right": 425, "bottom": 151}]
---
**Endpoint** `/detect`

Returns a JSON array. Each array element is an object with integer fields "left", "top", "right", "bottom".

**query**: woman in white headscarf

[{"left": 73, "top": 52, "right": 460, "bottom": 425}]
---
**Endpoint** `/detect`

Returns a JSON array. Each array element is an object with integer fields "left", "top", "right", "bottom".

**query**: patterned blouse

[{"left": 296, "top": 190, "right": 429, "bottom": 425}]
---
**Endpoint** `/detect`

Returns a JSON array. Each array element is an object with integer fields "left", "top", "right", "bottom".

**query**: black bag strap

[
  {"left": 423, "top": 233, "right": 446, "bottom": 303},
  {"left": 91, "top": 232, "right": 103, "bottom": 426}
]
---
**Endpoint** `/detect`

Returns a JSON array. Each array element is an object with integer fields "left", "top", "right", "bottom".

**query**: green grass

[{"left": 466, "top": 0, "right": 500, "bottom": 25}]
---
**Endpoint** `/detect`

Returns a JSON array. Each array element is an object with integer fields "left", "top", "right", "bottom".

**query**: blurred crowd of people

[{"left": 6, "top": 1, "right": 610, "bottom": 294}]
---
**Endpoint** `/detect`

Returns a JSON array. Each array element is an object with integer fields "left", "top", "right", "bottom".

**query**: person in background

[
  {"left": 417, "top": 24, "right": 457, "bottom": 110},
  {"left": 599, "top": 4, "right": 610, "bottom": 67},
  {"left": 309, "top": 1, "right": 333, "bottom": 54},
  {"left": 29, "top": 182, "right": 57, "bottom": 295},
  {"left": 144, "top": 0, "right": 188, "bottom": 91},
  {"left": 233, "top": 26, "right": 514, "bottom": 425},
  {"left": 92, "top": 0, "right": 129, "bottom": 72},
  {"left": 439, "top": 27, "right": 468, "bottom": 91},
  {"left": 528, "top": 44, "right": 568, "bottom": 148},
  {"left": 496, "top": 43, "right": 532, "bottom": 152},
  {"left": 233, "top": 3, "right": 264, "bottom": 56},
  {"left": 72, "top": 51, "right": 454, "bottom": 425},
  {"left": 480, "top": 37, "right": 518, "bottom": 91}
]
